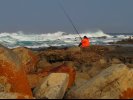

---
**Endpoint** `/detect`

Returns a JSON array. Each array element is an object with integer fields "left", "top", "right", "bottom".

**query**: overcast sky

[{"left": 0, "top": 0, "right": 133, "bottom": 33}]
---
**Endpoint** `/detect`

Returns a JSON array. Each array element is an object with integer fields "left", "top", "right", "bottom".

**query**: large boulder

[
  {"left": 33, "top": 73, "right": 69, "bottom": 99},
  {"left": 13, "top": 47, "right": 39, "bottom": 73},
  {"left": 66, "top": 64, "right": 133, "bottom": 99},
  {"left": 0, "top": 44, "right": 32, "bottom": 96},
  {"left": 37, "top": 64, "right": 76, "bottom": 89}
]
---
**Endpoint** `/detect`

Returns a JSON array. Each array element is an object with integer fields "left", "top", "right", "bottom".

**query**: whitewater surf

[{"left": 0, "top": 30, "right": 132, "bottom": 49}]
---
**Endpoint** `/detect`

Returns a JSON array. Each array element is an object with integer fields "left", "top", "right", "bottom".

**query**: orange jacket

[{"left": 81, "top": 38, "right": 90, "bottom": 47}]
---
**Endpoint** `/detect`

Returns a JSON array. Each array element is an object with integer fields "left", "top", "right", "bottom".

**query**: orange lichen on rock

[
  {"left": 27, "top": 74, "right": 43, "bottom": 89},
  {"left": 0, "top": 45, "right": 33, "bottom": 97},
  {"left": 119, "top": 88, "right": 133, "bottom": 99},
  {"left": 0, "top": 61, "right": 33, "bottom": 97},
  {"left": 37, "top": 64, "right": 76, "bottom": 89},
  {"left": 13, "top": 47, "right": 39, "bottom": 74}
]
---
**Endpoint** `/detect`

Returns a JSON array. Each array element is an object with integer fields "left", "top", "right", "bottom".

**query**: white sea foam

[{"left": 0, "top": 30, "right": 132, "bottom": 48}]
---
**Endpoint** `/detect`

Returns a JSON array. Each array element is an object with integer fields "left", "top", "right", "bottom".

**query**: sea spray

[{"left": 0, "top": 30, "right": 132, "bottom": 48}]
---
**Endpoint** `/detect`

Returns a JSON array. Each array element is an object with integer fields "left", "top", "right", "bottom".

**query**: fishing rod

[{"left": 58, "top": 1, "right": 82, "bottom": 40}]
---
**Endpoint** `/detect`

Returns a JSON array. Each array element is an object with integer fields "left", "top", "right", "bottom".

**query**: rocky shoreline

[
  {"left": 0, "top": 43, "right": 133, "bottom": 99},
  {"left": 109, "top": 37, "right": 133, "bottom": 44}
]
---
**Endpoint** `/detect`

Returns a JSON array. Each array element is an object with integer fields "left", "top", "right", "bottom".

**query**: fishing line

[{"left": 57, "top": 0, "right": 82, "bottom": 40}]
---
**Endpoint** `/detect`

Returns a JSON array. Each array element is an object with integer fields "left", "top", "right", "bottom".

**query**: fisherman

[{"left": 79, "top": 36, "right": 90, "bottom": 47}]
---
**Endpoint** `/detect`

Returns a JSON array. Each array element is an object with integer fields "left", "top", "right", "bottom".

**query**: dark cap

[{"left": 84, "top": 36, "right": 88, "bottom": 38}]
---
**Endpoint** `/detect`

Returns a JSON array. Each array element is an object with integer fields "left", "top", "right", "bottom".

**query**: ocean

[{"left": 0, "top": 30, "right": 133, "bottom": 49}]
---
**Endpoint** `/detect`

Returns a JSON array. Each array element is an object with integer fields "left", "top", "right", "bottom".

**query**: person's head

[{"left": 83, "top": 36, "right": 88, "bottom": 39}]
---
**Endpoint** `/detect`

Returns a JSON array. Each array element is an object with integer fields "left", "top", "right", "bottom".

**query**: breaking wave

[{"left": 0, "top": 30, "right": 132, "bottom": 48}]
